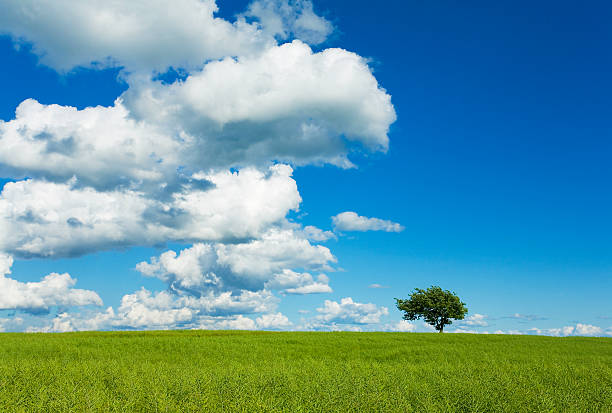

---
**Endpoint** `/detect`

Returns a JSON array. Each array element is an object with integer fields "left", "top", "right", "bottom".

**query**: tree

[{"left": 395, "top": 286, "right": 467, "bottom": 333}]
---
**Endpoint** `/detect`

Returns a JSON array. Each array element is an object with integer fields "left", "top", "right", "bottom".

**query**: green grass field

[{"left": 0, "top": 331, "right": 610, "bottom": 412}]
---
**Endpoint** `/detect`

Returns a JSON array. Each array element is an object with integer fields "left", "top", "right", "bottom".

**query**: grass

[{"left": 0, "top": 331, "right": 610, "bottom": 412}]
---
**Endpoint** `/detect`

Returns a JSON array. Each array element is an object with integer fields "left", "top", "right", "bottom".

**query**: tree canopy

[{"left": 395, "top": 286, "right": 468, "bottom": 333}]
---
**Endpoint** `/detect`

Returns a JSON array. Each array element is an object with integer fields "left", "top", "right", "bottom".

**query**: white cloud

[
  {"left": 315, "top": 297, "right": 388, "bottom": 324},
  {"left": 30, "top": 286, "right": 279, "bottom": 331},
  {"left": 529, "top": 326, "right": 575, "bottom": 337},
  {"left": 0, "top": 179, "right": 156, "bottom": 258},
  {"left": 265, "top": 270, "right": 332, "bottom": 294},
  {"left": 0, "top": 99, "right": 178, "bottom": 191},
  {"left": 172, "top": 166, "right": 301, "bottom": 242},
  {"left": 112, "top": 289, "right": 195, "bottom": 328},
  {"left": 0, "top": 252, "right": 13, "bottom": 276},
  {"left": 124, "top": 40, "right": 395, "bottom": 169},
  {"left": 574, "top": 323, "right": 603, "bottom": 336},
  {"left": 215, "top": 228, "right": 336, "bottom": 280},
  {"left": 448, "top": 328, "right": 490, "bottom": 334},
  {"left": 527, "top": 323, "right": 605, "bottom": 337},
  {"left": 0, "top": 0, "right": 338, "bottom": 74},
  {"left": 27, "top": 287, "right": 284, "bottom": 331},
  {"left": 0, "top": 262, "right": 102, "bottom": 314},
  {"left": 0, "top": 166, "right": 300, "bottom": 258},
  {"left": 256, "top": 312, "right": 292, "bottom": 329},
  {"left": 244, "top": 0, "right": 333, "bottom": 45},
  {"left": 460, "top": 313, "right": 488, "bottom": 327},
  {"left": 136, "top": 244, "right": 222, "bottom": 292},
  {"left": 332, "top": 211, "right": 404, "bottom": 232},
  {"left": 302, "top": 226, "right": 336, "bottom": 242},
  {"left": 196, "top": 315, "right": 258, "bottom": 330},
  {"left": 368, "top": 283, "right": 389, "bottom": 289},
  {"left": 137, "top": 229, "right": 335, "bottom": 293},
  {"left": 27, "top": 308, "right": 115, "bottom": 333},
  {"left": 384, "top": 320, "right": 417, "bottom": 332},
  {"left": 1, "top": 43, "right": 395, "bottom": 179},
  {"left": 0, "top": 0, "right": 272, "bottom": 73}
]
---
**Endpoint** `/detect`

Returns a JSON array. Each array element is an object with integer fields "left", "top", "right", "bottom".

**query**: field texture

[{"left": 0, "top": 331, "right": 610, "bottom": 412}]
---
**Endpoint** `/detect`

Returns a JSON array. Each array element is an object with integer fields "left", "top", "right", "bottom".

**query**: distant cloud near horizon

[
  {"left": 504, "top": 313, "right": 547, "bottom": 322},
  {"left": 332, "top": 211, "right": 404, "bottom": 233}
]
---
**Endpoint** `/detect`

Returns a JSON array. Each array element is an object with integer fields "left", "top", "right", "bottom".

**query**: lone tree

[{"left": 396, "top": 286, "right": 467, "bottom": 333}]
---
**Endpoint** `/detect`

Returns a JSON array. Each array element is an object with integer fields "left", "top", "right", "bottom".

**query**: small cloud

[
  {"left": 384, "top": 320, "right": 417, "bottom": 332},
  {"left": 368, "top": 283, "right": 389, "bottom": 289},
  {"left": 459, "top": 313, "right": 488, "bottom": 327},
  {"left": 302, "top": 225, "right": 336, "bottom": 242},
  {"left": 448, "top": 328, "right": 490, "bottom": 334},
  {"left": 315, "top": 297, "right": 388, "bottom": 325},
  {"left": 332, "top": 211, "right": 404, "bottom": 233},
  {"left": 504, "top": 313, "right": 547, "bottom": 322},
  {"left": 493, "top": 329, "right": 522, "bottom": 335}
]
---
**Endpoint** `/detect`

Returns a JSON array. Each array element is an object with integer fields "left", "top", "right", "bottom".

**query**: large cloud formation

[{"left": 0, "top": 0, "right": 399, "bottom": 332}]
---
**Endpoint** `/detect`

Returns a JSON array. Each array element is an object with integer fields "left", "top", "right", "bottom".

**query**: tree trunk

[{"left": 439, "top": 325, "right": 443, "bottom": 333}]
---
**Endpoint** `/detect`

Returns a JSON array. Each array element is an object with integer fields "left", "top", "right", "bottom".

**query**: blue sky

[{"left": 0, "top": 0, "right": 610, "bottom": 335}]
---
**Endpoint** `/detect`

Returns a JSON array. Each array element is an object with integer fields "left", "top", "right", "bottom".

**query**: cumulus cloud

[
  {"left": 256, "top": 312, "right": 292, "bottom": 329},
  {"left": 124, "top": 40, "right": 395, "bottom": 169},
  {"left": 0, "top": 179, "right": 156, "bottom": 258},
  {"left": 0, "top": 256, "right": 102, "bottom": 313},
  {"left": 215, "top": 228, "right": 336, "bottom": 279},
  {"left": 29, "top": 286, "right": 281, "bottom": 332},
  {"left": 137, "top": 229, "right": 335, "bottom": 293},
  {"left": 1, "top": 44, "right": 395, "bottom": 184},
  {"left": 0, "top": 0, "right": 338, "bottom": 74},
  {"left": 574, "top": 323, "right": 603, "bottom": 336},
  {"left": 332, "top": 211, "right": 404, "bottom": 232},
  {"left": 0, "top": 0, "right": 273, "bottom": 73},
  {"left": 265, "top": 270, "right": 332, "bottom": 294},
  {"left": 0, "top": 99, "right": 178, "bottom": 190},
  {"left": 315, "top": 297, "right": 388, "bottom": 324},
  {"left": 0, "top": 166, "right": 300, "bottom": 258}
]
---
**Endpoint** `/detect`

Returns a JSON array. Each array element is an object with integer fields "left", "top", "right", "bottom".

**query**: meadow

[{"left": 0, "top": 331, "right": 610, "bottom": 412}]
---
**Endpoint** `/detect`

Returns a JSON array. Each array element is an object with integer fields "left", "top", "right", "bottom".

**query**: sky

[{"left": 0, "top": 0, "right": 610, "bottom": 336}]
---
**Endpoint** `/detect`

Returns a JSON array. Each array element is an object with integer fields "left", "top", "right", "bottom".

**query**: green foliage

[
  {"left": 396, "top": 286, "right": 468, "bottom": 332},
  {"left": 0, "top": 331, "right": 610, "bottom": 412}
]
